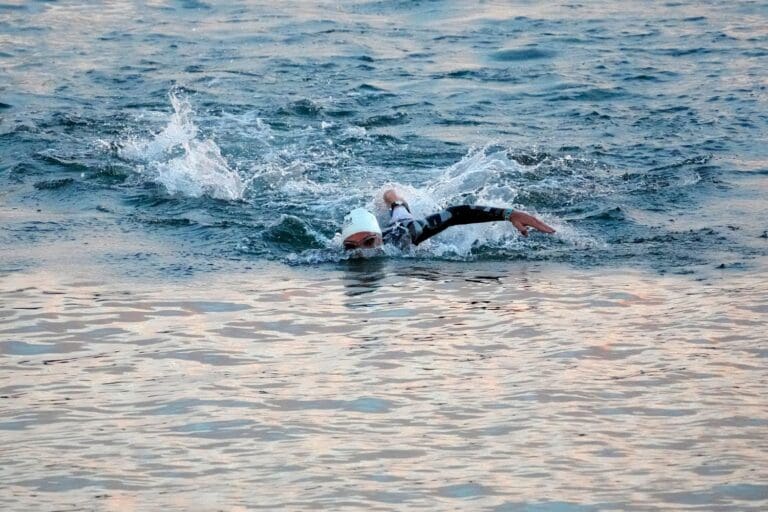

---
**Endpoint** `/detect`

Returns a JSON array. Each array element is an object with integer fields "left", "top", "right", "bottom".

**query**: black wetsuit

[{"left": 382, "top": 204, "right": 514, "bottom": 248}]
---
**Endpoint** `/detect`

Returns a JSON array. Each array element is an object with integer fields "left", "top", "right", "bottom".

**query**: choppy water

[{"left": 1, "top": 1, "right": 767, "bottom": 510}]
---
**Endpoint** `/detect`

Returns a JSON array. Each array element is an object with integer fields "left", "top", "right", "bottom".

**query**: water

[{"left": 1, "top": 1, "right": 767, "bottom": 510}]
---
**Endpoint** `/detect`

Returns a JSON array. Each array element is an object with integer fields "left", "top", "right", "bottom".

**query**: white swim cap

[{"left": 341, "top": 208, "right": 382, "bottom": 241}]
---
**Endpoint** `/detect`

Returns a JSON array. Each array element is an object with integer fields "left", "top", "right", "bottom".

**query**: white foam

[
  {"left": 323, "top": 144, "right": 601, "bottom": 259},
  {"left": 426, "top": 146, "right": 524, "bottom": 205},
  {"left": 342, "top": 126, "right": 368, "bottom": 139},
  {"left": 243, "top": 153, "right": 343, "bottom": 199},
  {"left": 119, "top": 91, "right": 246, "bottom": 201},
  {"left": 151, "top": 138, "right": 245, "bottom": 200},
  {"left": 679, "top": 170, "right": 701, "bottom": 187}
]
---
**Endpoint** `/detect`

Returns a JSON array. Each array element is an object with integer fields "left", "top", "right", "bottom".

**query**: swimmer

[{"left": 342, "top": 189, "right": 555, "bottom": 251}]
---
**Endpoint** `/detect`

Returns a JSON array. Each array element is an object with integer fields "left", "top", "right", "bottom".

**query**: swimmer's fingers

[
  {"left": 526, "top": 216, "right": 556, "bottom": 234},
  {"left": 510, "top": 217, "right": 529, "bottom": 237}
]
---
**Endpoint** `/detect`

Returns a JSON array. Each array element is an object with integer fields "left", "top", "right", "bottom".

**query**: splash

[
  {"left": 425, "top": 146, "right": 525, "bottom": 205},
  {"left": 357, "top": 146, "right": 566, "bottom": 259},
  {"left": 119, "top": 92, "right": 245, "bottom": 201},
  {"left": 281, "top": 144, "right": 602, "bottom": 263}
]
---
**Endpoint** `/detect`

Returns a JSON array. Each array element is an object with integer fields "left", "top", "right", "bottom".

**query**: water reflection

[
  {"left": 340, "top": 257, "right": 387, "bottom": 299},
  {"left": 1, "top": 263, "right": 767, "bottom": 510}
]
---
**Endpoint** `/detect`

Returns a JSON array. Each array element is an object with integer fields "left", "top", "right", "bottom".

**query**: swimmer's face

[{"left": 343, "top": 231, "right": 383, "bottom": 251}]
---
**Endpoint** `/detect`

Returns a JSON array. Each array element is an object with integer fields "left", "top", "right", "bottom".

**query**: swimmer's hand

[{"left": 509, "top": 211, "right": 556, "bottom": 237}]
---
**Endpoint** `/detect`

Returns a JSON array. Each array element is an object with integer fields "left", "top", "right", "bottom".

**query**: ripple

[
  {"left": 33, "top": 178, "right": 75, "bottom": 190},
  {"left": 490, "top": 47, "right": 555, "bottom": 62}
]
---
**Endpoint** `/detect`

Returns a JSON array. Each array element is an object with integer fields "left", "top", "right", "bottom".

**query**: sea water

[{"left": 1, "top": 1, "right": 767, "bottom": 510}]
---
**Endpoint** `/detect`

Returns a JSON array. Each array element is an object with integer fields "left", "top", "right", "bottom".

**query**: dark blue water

[{"left": 2, "top": 1, "right": 766, "bottom": 274}]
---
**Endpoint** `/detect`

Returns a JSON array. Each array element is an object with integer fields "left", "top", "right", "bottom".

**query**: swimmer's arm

[
  {"left": 444, "top": 206, "right": 555, "bottom": 236},
  {"left": 411, "top": 205, "right": 554, "bottom": 244}
]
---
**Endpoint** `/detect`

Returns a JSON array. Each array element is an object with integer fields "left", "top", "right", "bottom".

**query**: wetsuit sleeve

[{"left": 408, "top": 205, "right": 514, "bottom": 245}]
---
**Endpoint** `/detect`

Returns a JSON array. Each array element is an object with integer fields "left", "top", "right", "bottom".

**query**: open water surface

[{"left": 1, "top": 0, "right": 767, "bottom": 510}]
